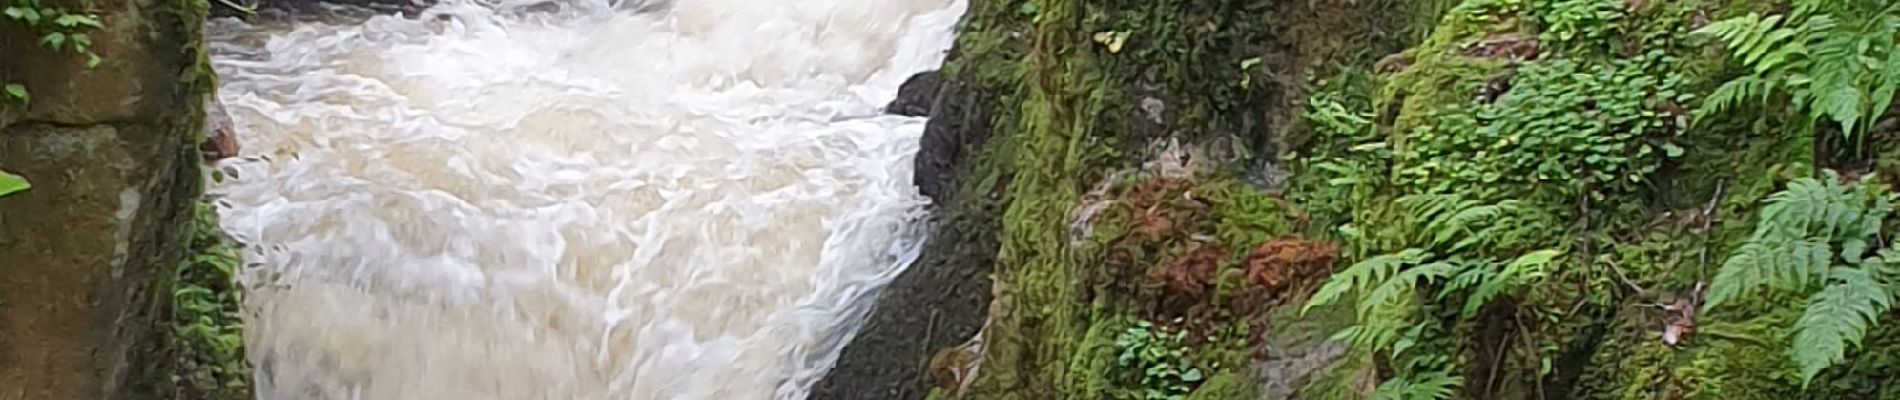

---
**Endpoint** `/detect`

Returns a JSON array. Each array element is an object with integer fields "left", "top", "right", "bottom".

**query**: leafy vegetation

[
  {"left": 1303, "top": 193, "right": 1563, "bottom": 397},
  {"left": 170, "top": 202, "right": 251, "bottom": 399},
  {"left": 3, "top": 0, "right": 105, "bottom": 105},
  {"left": 1703, "top": 172, "right": 1899, "bottom": 385},
  {"left": 0, "top": 170, "right": 27, "bottom": 198},
  {"left": 1110, "top": 320, "right": 1207, "bottom": 400},
  {"left": 1694, "top": 0, "right": 1900, "bottom": 140}
]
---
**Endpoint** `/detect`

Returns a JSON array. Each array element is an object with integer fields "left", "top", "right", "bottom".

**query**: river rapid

[{"left": 204, "top": 0, "right": 963, "bottom": 398}]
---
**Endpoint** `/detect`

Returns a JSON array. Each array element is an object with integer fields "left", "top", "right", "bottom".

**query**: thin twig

[
  {"left": 1696, "top": 180, "right": 1726, "bottom": 282},
  {"left": 1515, "top": 313, "right": 1548, "bottom": 400},
  {"left": 1604, "top": 258, "right": 1647, "bottom": 294}
]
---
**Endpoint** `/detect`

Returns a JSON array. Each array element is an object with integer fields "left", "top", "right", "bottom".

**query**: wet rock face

[
  {"left": 0, "top": 0, "right": 209, "bottom": 397},
  {"left": 813, "top": 71, "right": 1003, "bottom": 400},
  {"left": 886, "top": 71, "right": 942, "bottom": 117},
  {"left": 910, "top": 75, "right": 990, "bottom": 206}
]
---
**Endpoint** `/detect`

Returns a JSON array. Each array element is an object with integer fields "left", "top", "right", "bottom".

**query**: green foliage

[
  {"left": 0, "top": 170, "right": 27, "bottom": 198},
  {"left": 1304, "top": 193, "right": 1563, "bottom": 395},
  {"left": 1532, "top": 0, "right": 1626, "bottom": 54},
  {"left": 1705, "top": 172, "right": 1900, "bottom": 385},
  {"left": 1694, "top": 0, "right": 1900, "bottom": 139},
  {"left": 172, "top": 202, "right": 251, "bottom": 399},
  {"left": 1110, "top": 320, "right": 1205, "bottom": 400},
  {"left": 1369, "top": 355, "right": 1464, "bottom": 400},
  {"left": 1398, "top": 55, "right": 1693, "bottom": 202},
  {"left": 3, "top": 0, "right": 106, "bottom": 105},
  {"left": 3, "top": 83, "right": 25, "bottom": 104}
]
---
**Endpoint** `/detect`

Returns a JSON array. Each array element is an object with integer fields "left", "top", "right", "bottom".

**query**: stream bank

[{"left": 823, "top": 0, "right": 1900, "bottom": 398}]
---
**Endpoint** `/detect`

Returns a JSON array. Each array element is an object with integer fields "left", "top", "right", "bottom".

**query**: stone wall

[{"left": 0, "top": 0, "right": 210, "bottom": 397}]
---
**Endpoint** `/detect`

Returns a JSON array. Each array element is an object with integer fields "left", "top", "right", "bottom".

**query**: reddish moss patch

[{"left": 1243, "top": 238, "right": 1339, "bottom": 296}]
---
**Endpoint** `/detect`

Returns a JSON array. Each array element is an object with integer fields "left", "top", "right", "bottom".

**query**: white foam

[{"left": 207, "top": 1, "right": 965, "bottom": 398}]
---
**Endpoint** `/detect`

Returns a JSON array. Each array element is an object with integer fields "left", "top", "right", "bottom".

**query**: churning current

[{"left": 205, "top": 0, "right": 964, "bottom": 398}]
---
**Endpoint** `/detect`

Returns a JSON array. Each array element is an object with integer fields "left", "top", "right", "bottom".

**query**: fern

[
  {"left": 1705, "top": 171, "right": 1900, "bottom": 385},
  {"left": 1305, "top": 248, "right": 1431, "bottom": 315},
  {"left": 1368, "top": 369, "right": 1463, "bottom": 400},
  {"left": 1694, "top": 0, "right": 1900, "bottom": 138},
  {"left": 1705, "top": 173, "right": 1890, "bottom": 310},
  {"left": 1305, "top": 193, "right": 1563, "bottom": 395},
  {"left": 1450, "top": 249, "right": 1561, "bottom": 318},
  {"left": 1792, "top": 266, "right": 1893, "bottom": 384}
]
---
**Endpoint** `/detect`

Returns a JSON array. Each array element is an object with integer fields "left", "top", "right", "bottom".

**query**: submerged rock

[{"left": 202, "top": 96, "right": 241, "bottom": 164}]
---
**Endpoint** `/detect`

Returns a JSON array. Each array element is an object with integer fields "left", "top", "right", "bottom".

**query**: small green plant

[
  {"left": 0, "top": 170, "right": 27, "bottom": 198},
  {"left": 1111, "top": 320, "right": 1205, "bottom": 400},
  {"left": 1704, "top": 171, "right": 1900, "bottom": 386},
  {"left": 1396, "top": 56, "right": 1692, "bottom": 202},
  {"left": 1532, "top": 0, "right": 1626, "bottom": 54},
  {"left": 1694, "top": 0, "right": 1900, "bottom": 139},
  {"left": 3, "top": 0, "right": 105, "bottom": 105},
  {"left": 1304, "top": 193, "right": 1563, "bottom": 397},
  {"left": 172, "top": 202, "right": 251, "bottom": 399}
]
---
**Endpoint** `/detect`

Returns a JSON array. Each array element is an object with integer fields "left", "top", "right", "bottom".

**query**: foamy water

[{"left": 205, "top": 1, "right": 963, "bottom": 398}]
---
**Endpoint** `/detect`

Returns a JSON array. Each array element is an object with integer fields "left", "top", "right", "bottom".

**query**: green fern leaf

[
  {"left": 1735, "top": 14, "right": 1786, "bottom": 62},
  {"left": 1461, "top": 249, "right": 1561, "bottom": 318},
  {"left": 1696, "top": 76, "right": 1767, "bottom": 123},
  {"left": 1808, "top": 37, "right": 1866, "bottom": 136},
  {"left": 1792, "top": 267, "right": 1894, "bottom": 385},
  {"left": 1359, "top": 260, "right": 1457, "bottom": 319},
  {"left": 1332, "top": 314, "right": 1409, "bottom": 354},
  {"left": 1304, "top": 248, "right": 1430, "bottom": 315},
  {"left": 1695, "top": 12, "right": 1760, "bottom": 48},
  {"left": 1705, "top": 174, "right": 1884, "bottom": 311},
  {"left": 1744, "top": 25, "right": 1800, "bottom": 67},
  {"left": 1369, "top": 369, "right": 1463, "bottom": 400},
  {"left": 1872, "top": 48, "right": 1900, "bottom": 125}
]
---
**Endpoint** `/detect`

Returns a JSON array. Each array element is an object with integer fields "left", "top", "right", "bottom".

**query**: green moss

[
  {"left": 1183, "top": 372, "right": 1258, "bottom": 400},
  {"left": 1203, "top": 178, "right": 1294, "bottom": 255}
]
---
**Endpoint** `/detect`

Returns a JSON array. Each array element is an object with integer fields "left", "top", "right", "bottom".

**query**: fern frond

[
  {"left": 1442, "top": 265, "right": 1494, "bottom": 297},
  {"left": 1395, "top": 194, "right": 1540, "bottom": 252},
  {"left": 1333, "top": 312, "right": 1411, "bottom": 355},
  {"left": 1359, "top": 260, "right": 1458, "bottom": 319},
  {"left": 1705, "top": 174, "right": 1885, "bottom": 311},
  {"left": 1695, "top": 12, "right": 1766, "bottom": 50},
  {"left": 1792, "top": 267, "right": 1894, "bottom": 385},
  {"left": 1872, "top": 47, "right": 1900, "bottom": 119},
  {"left": 1304, "top": 248, "right": 1431, "bottom": 315},
  {"left": 1460, "top": 249, "right": 1561, "bottom": 318},
  {"left": 1705, "top": 237, "right": 1833, "bottom": 310},
  {"left": 1369, "top": 369, "right": 1463, "bottom": 400},
  {"left": 1696, "top": 76, "right": 1770, "bottom": 123},
  {"left": 1807, "top": 32, "right": 1868, "bottom": 136}
]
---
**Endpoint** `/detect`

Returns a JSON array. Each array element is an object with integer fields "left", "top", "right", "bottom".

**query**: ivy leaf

[
  {"left": 52, "top": 13, "right": 99, "bottom": 28},
  {"left": 4, "top": 83, "right": 27, "bottom": 104},
  {"left": 0, "top": 170, "right": 30, "bottom": 198},
  {"left": 1661, "top": 142, "right": 1684, "bottom": 157},
  {"left": 40, "top": 32, "right": 65, "bottom": 50},
  {"left": 1181, "top": 368, "right": 1202, "bottom": 382}
]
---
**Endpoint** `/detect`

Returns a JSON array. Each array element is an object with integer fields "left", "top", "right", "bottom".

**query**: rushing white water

[{"left": 205, "top": 0, "right": 963, "bottom": 398}]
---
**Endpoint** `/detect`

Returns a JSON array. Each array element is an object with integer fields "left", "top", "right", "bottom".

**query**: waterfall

[{"left": 205, "top": 1, "right": 964, "bottom": 397}]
